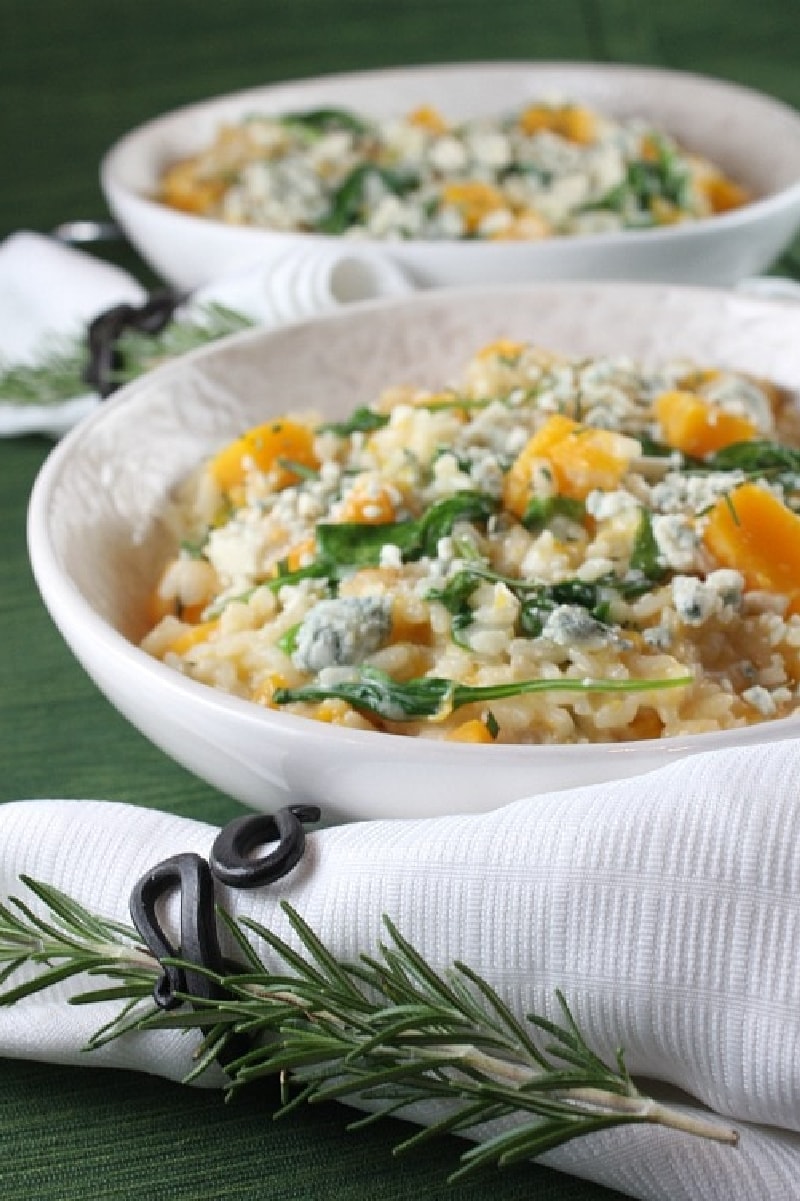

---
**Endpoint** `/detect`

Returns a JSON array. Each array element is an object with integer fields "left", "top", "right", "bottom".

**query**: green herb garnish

[
  {"left": 319, "top": 407, "right": 390, "bottom": 437},
  {"left": 629, "top": 508, "right": 666, "bottom": 582},
  {"left": 276, "top": 457, "right": 320, "bottom": 481},
  {"left": 483, "top": 709, "right": 500, "bottom": 739}
]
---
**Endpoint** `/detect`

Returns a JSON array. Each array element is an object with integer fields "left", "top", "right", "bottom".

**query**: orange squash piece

[
  {"left": 209, "top": 419, "right": 318, "bottom": 493},
  {"left": 700, "top": 174, "right": 750, "bottom": 214},
  {"left": 655, "top": 390, "right": 757, "bottom": 457},
  {"left": 519, "top": 105, "right": 597, "bottom": 145},
  {"left": 503, "top": 415, "right": 636, "bottom": 515},
  {"left": 703, "top": 483, "right": 800, "bottom": 609},
  {"left": 446, "top": 718, "right": 495, "bottom": 743},
  {"left": 440, "top": 182, "right": 507, "bottom": 233},
  {"left": 489, "top": 208, "right": 551, "bottom": 240},
  {"left": 338, "top": 482, "right": 398, "bottom": 525},
  {"left": 160, "top": 157, "right": 226, "bottom": 215},
  {"left": 407, "top": 105, "right": 449, "bottom": 134},
  {"left": 166, "top": 619, "right": 219, "bottom": 656},
  {"left": 148, "top": 588, "right": 206, "bottom": 627},
  {"left": 475, "top": 339, "right": 528, "bottom": 362},
  {"left": 285, "top": 536, "right": 317, "bottom": 572}
]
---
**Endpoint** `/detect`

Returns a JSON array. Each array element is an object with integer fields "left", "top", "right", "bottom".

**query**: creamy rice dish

[
  {"left": 142, "top": 341, "right": 800, "bottom": 744},
  {"left": 159, "top": 102, "right": 748, "bottom": 239}
]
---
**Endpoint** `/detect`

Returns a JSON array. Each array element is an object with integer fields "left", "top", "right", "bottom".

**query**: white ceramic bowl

[
  {"left": 27, "top": 282, "right": 800, "bottom": 824},
  {"left": 101, "top": 62, "right": 800, "bottom": 293}
]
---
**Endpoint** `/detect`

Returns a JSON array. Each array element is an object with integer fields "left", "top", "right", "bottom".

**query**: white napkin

[
  {"left": 3, "top": 738, "right": 800, "bottom": 1200},
  {"left": 0, "top": 231, "right": 413, "bottom": 438}
]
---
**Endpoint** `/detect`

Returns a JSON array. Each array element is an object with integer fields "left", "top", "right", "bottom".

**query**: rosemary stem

[
  {"left": 452, "top": 1048, "right": 738, "bottom": 1145},
  {"left": 553, "top": 1086, "right": 739, "bottom": 1145},
  {"left": 26, "top": 937, "right": 159, "bottom": 973}
]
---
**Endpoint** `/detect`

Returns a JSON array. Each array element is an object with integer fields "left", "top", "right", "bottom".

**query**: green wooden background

[{"left": 1, "top": 1, "right": 799, "bottom": 1197}]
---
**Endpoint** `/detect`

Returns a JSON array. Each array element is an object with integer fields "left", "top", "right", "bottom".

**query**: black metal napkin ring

[
  {"left": 210, "top": 804, "right": 321, "bottom": 889},
  {"left": 128, "top": 852, "right": 224, "bottom": 1011},
  {"left": 84, "top": 290, "right": 185, "bottom": 398},
  {"left": 129, "top": 804, "right": 321, "bottom": 1014}
]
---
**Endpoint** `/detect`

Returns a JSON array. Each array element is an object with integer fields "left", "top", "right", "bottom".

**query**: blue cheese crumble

[{"left": 293, "top": 597, "right": 392, "bottom": 672}]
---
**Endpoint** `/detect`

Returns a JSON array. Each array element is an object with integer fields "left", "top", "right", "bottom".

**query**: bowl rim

[
  {"left": 100, "top": 59, "right": 800, "bottom": 252},
  {"left": 27, "top": 278, "right": 800, "bottom": 770}
]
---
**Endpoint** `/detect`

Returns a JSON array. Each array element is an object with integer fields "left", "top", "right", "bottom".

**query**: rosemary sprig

[
  {"left": 0, "top": 876, "right": 157, "bottom": 1006},
  {"left": 0, "top": 302, "right": 254, "bottom": 407},
  {"left": 0, "top": 340, "right": 88, "bottom": 406},
  {"left": 0, "top": 877, "right": 736, "bottom": 1180}
]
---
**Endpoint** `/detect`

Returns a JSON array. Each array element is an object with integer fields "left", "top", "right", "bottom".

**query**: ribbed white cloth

[{"left": 2, "top": 738, "right": 800, "bottom": 1198}]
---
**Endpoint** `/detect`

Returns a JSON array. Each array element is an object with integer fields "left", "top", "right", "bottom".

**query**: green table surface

[{"left": 1, "top": 2, "right": 799, "bottom": 1198}]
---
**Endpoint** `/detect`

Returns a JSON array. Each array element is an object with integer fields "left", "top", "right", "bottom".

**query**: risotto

[
  {"left": 159, "top": 102, "right": 748, "bottom": 240},
  {"left": 141, "top": 341, "right": 800, "bottom": 744}
]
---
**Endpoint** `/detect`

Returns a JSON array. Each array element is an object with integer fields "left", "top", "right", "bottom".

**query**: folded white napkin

[
  {"left": 0, "top": 231, "right": 413, "bottom": 438},
  {"left": 3, "top": 738, "right": 800, "bottom": 1200}
]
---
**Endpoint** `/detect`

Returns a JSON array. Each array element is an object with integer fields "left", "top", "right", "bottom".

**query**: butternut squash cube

[
  {"left": 519, "top": 105, "right": 597, "bottom": 145},
  {"left": 440, "top": 182, "right": 507, "bottom": 233},
  {"left": 503, "top": 414, "right": 637, "bottom": 515},
  {"left": 338, "top": 481, "right": 398, "bottom": 525},
  {"left": 166, "top": 619, "right": 219, "bottom": 656},
  {"left": 700, "top": 174, "right": 750, "bottom": 214},
  {"left": 209, "top": 419, "right": 318, "bottom": 493},
  {"left": 655, "top": 390, "right": 757, "bottom": 457},
  {"left": 446, "top": 718, "right": 495, "bottom": 743},
  {"left": 407, "top": 105, "right": 449, "bottom": 134},
  {"left": 703, "top": 483, "right": 800, "bottom": 607},
  {"left": 160, "top": 157, "right": 226, "bottom": 215}
]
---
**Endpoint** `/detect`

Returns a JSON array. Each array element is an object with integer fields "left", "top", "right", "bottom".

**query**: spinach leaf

[
  {"left": 268, "top": 560, "right": 337, "bottom": 591},
  {"left": 626, "top": 137, "right": 691, "bottom": 210},
  {"left": 316, "top": 491, "right": 497, "bottom": 567},
  {"left": 522, "top": 495, "right": 585, "bottom": 532},
  {"left": 416, "top": 492, "right": 496, "bottom": 556},
  {"left": 517, "top": 578, "right": 615, "bottom": 638},
  {"left": 426, "top": 571, "right": 482, "bottom": 614},
  {"left": 704, "top": 440, "right": 800, "bottom": 474},
  {"left": 316, "top": 522, "right": 409, "bottom": 568},
  {"left": 426, "top": 570, "right": 483, "bottom": 647},
  {"left": 273, "top": 666, "right": 693, "bottom": 720},
  {"left": 316, "top": 165, "right": 414, "bottom": 234},
  {"left": 280, "top": 108, "right": 371, "bottom": 136}
]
